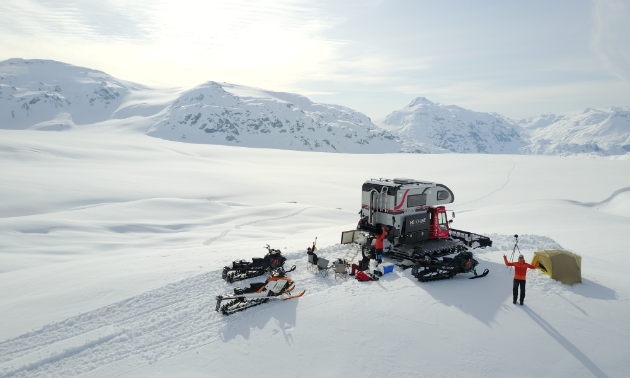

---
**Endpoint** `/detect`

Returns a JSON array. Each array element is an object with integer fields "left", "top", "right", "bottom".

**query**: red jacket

[
  {"left": 374, "top": 228, "right": 387, "bottom": 249},
  {"left": 504, "top": 256, "right": 538, "bottom": 280}
]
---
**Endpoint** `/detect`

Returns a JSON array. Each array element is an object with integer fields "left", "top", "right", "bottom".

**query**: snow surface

[{"left": 1, "top": 117, "right": 630, "bottom": 377}]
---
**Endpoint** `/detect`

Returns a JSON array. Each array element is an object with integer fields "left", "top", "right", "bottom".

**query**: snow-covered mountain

[
  {"left": 2, "top": 58, "right": 629, "bottom": 157},
  {"left": 380, "top": 97, "right": 528, "bottom": 154},
  {"left": 0, "top": 59, "right": 139, "bottom": 130},
  {"left": 147, "top": 82, "right": 438, "bottom": 153},
  {"left": 518, "top": 107, "right": 630, "bottom": 156},
  {"left": 0, "top": 59, "right": 439, "bottom": 154}
]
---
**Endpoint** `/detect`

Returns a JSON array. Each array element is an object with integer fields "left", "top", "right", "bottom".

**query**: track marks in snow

[
  {"left": 0, "top": 243, "right": 351, "bottom": 378},
  {"left": 454, "top": 159, "right": 515, "bottom": 207},
  {"left": 202, "top": 229, "right": 231, "bottom": 246},
  {"left": 234, "top": 206, "right": 313, "bottom": 229},
  {"left": 570, "top": 185, "right": 630, "bottom": 208},
  {"left": 0, "top": 272, "right": 228, "bottom": 378},
  {"left": 203, "top": 206, "right": 313, "bottom": 245}
]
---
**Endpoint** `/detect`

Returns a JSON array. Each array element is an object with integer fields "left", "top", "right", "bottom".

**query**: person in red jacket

[
  {"left": 504, "top": 254, "right": 539, "bottom": 305},
  {"left": 373, "top": 226, "right": 388, "bottom": 264}
]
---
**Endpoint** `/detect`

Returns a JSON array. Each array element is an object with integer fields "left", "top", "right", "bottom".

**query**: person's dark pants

[
  {"left": 375, "top": 248, "right": 383, "bottom": 264},
  {"left": 513, "top": 279, "right": 526, "bottom": 304}
]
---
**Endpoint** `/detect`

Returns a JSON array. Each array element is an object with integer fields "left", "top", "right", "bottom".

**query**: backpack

[{"left": 356, "top": 271, "right": 371, "bottom": 282}]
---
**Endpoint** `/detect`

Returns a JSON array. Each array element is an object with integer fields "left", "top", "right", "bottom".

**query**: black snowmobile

[
  {"left": 216, "top": 268, "right": 305, "bottom": 316},
  {"left": 222, "top": 245, "right": 294, "bottom": 283},
  {"left": 411, "top": 250, "right": 489, "bottom": 282}
]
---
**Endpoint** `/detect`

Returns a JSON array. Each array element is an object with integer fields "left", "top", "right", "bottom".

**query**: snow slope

[
  {"left": 518, "top": 107, "right": 630, "bottom": 156},
  {"left": 1, "top": 123, "right": 630, "bottom": 377},
  {"left": 380, "top": 97, "right": 528, "bottom": 154},
  {"left": 0, "top": 59, "right": 140, "bottom": 130}
]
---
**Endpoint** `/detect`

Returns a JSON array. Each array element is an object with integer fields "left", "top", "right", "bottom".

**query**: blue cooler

[{"left": 378, "top": 263, "right": 394, "bottom": 275}]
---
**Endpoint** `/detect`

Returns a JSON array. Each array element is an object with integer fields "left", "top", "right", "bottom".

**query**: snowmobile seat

[
  {"left": 236, "top": 282, "right": 266, "bottom": 294},
  {"left": 251, "top": 257, "right": 264, "bottom": 266}
]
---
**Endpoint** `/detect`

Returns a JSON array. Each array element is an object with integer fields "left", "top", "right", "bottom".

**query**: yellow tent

[{"left": 532, "top": 250, "right": 582, "bottom": 285}]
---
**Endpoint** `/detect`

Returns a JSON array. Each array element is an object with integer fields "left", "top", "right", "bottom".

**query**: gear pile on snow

[{"left": 222, "top": 245, "right": 292, "bottom": 283}]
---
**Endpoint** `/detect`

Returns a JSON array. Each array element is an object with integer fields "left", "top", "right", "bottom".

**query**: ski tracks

[
  {"left": 454, "top": 159, "right": 515, "bottom": 207},
  {"left": 0, "top": 243, "right": 354, "bottom": 378},
  {"left": 0, "top": 272, "right": 230, "bottom": 378},
  {"left": 203, "top": 206, "right": 313, "bottom": 245},
  {"left": 571, "top": 185, "right": 630, "bottom": 208}
]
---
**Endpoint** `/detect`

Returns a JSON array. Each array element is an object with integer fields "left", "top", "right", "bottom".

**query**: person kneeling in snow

[
  {"left": 350, "top": 243, "right": 371, "bottom": 276},
  {"left": 504, "top": 254, "right": 539, "bottom": 305}
]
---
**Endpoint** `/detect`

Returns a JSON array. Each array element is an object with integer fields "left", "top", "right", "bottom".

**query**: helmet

[{"left": 518, "top": 254, "right": 524, "bottom": 260}]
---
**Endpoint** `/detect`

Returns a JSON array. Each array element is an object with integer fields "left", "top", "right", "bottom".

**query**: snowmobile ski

[{"left": 469, "top": 268, "right": 489, "bottom": 279}]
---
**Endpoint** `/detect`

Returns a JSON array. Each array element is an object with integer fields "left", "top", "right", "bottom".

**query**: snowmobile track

[{"left": 0, "top": 272, "right": 231, "bottom": 378}]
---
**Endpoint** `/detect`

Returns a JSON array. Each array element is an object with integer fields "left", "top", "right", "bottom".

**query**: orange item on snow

[
  {"left": 374, "top": 228, "right": 387, "bottom": 249},
  {"left": 504, "top": 256, "right": 539, "bottom": 280}
]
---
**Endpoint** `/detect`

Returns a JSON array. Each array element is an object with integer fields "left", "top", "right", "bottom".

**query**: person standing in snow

[
  {"left": 504, "top": 254, "right": 539, "bottom": 305},
  {"left": 373, "top": 226, "right": 388, "bottom": 264},
  {"left": 366, "top": 226, "right": 388, "bottom": 275}
]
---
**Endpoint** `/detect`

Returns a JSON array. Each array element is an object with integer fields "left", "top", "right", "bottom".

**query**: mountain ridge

[{"left": 1, "top": 58, "right": 628, "bottom": 156}]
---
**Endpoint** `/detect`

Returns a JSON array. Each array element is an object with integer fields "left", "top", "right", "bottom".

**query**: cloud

[
  {"left": 591, "top": 0, "right": 630, "bottom": 81},
  {"left": 0, "top": 0, "right": 158, "bottom": 43}
]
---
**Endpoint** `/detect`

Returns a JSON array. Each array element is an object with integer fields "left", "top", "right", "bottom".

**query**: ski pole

[{"left": 508, "top": 234, "right": 520, "bottom": 272}]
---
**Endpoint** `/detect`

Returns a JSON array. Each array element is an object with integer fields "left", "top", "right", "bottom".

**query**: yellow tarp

[{"left": 532, "top": 249, "right": 582, "bottom": 286}]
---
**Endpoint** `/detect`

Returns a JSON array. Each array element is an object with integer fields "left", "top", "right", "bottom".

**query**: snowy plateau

[{"left": 0, "top": 58, "right": 629, "bottom": 378}]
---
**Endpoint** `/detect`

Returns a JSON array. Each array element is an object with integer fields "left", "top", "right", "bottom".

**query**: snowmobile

[
  {"left": 216, "top": 269, "right": 305, "bottom": 316},
  {"left": 222, "top": 245, "right": 293, "bottom": 283},
  {"left": 411, "top": 250, "right": 489, "bottom": 282},
  {"left": 351, "top": 178, "right": 491, "bottom": 281}
]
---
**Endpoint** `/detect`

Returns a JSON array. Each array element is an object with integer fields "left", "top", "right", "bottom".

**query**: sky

[{"left": 1, "top": 0, "right": 629, "bottom": 120}]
